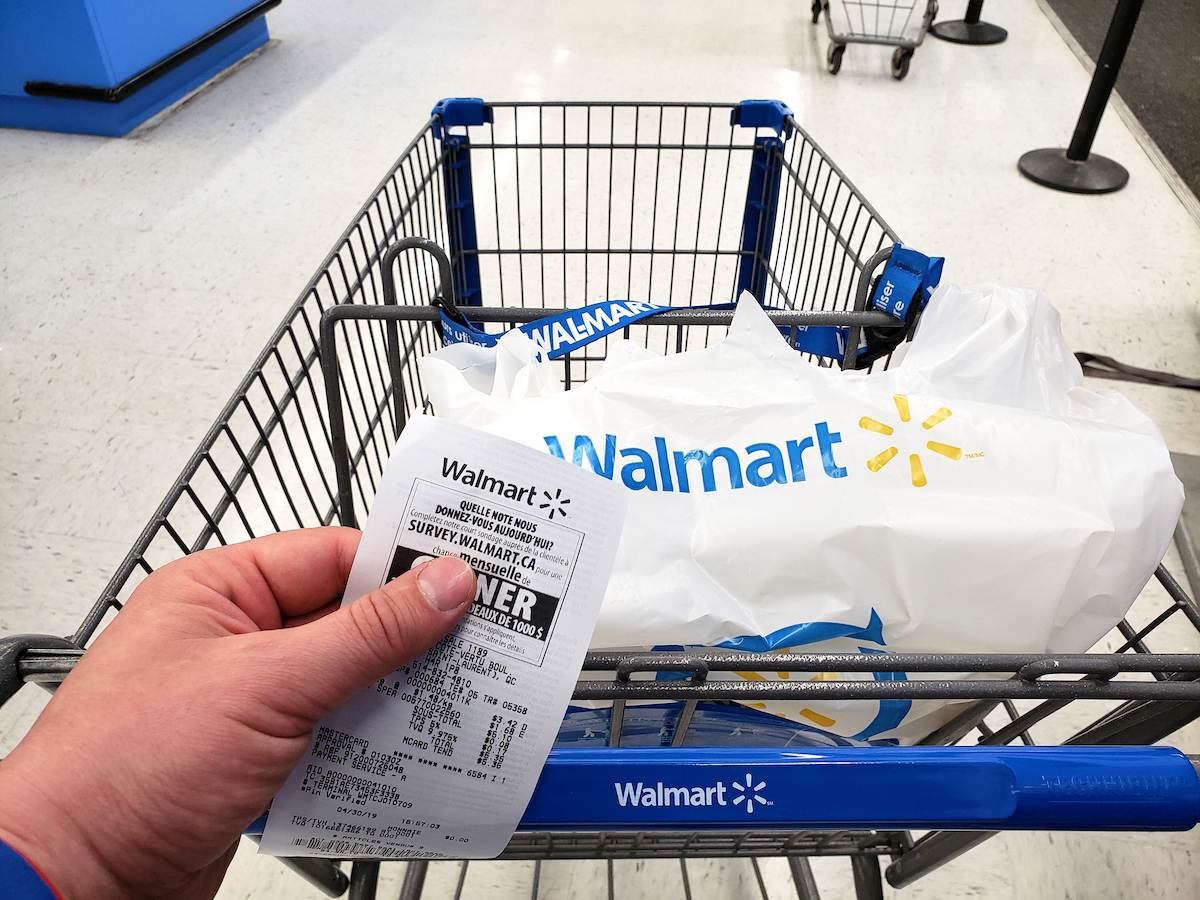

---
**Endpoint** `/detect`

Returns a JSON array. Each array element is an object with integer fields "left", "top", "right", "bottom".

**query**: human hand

[{"left": 0, "top": 527, "right": 475, "bottom": 900}]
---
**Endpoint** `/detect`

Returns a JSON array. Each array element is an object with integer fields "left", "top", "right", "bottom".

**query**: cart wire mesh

[
  {"left": 47, "top": 102, "right": 899, "bottom": 647},
  {"left": 7, "top": 101, "right": 1200, "bottom": 897}
]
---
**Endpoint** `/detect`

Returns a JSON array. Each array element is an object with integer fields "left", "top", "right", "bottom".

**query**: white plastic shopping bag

[{"left": 416, "top": 285, "right": 1183, "bottom": 743}]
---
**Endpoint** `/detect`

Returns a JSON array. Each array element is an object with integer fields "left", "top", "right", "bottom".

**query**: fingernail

[{"left": 417, "top": 556, "right": 476, "bottom": 611}]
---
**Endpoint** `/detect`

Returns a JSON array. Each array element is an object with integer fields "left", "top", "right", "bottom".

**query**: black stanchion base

[
  {"left": 930, "top": 20, "right": 1008, "bottom": 44},
  {"left": 1018, "top": 148, "right": 1129, "bottom": 194}
]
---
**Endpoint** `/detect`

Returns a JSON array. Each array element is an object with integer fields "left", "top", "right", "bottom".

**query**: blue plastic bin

[{"left": 0, "top": 0, "right": 276, "bottom": 136}]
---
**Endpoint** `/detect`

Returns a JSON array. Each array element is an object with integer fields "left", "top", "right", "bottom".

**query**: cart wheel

[
  {"left": 811, "top": 0, "right": 822, "bottom": 24},
  {"left": 891, "top": 48, "right": 913, "bottom": 80},
  {"left": 827, "top": 43, "right": 846, "bottom": 75}
]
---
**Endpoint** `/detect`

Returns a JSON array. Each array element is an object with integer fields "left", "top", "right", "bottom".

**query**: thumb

[{"left": 266, "top": 556, "right": 476, "bottom": 720}]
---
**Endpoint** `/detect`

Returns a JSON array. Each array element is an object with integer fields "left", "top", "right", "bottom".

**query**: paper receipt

[{"left": 259, "top": 415, "right": 627, "bottom": 859}]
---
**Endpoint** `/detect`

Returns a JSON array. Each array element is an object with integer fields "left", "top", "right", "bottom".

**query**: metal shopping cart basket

[
  {"left": 813, "top": 1, "right": 940, "bottom": 79},
  {"left": 4, "top": 99, "right": 1200, "bottom": 900}
]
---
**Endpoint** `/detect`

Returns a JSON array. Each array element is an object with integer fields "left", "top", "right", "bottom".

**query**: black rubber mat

[{"left": 1040, "top": 0, "right": 1200, "bottom": 200}]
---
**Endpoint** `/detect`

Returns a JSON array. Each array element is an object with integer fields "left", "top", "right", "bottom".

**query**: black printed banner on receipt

[{"left": 259, "top": 415, "right": 627, "bottom": 859}]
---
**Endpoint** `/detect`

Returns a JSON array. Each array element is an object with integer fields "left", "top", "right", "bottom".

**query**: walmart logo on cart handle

[{"left": 614, "top": 775, "right": 771, "bottom": 814}]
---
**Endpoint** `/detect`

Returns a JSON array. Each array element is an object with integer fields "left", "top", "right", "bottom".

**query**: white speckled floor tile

[
  {"left": 1008, "top": 831, "right": 1200, "bottom": 900},
  {"left": 3, "top": 279, "right": 216, "bottom": 359},
  {"left": 3, "top": 0, "right": 1199, "bottom": 898},
  {"left": 0, "top": 339, "right": 142, "bottom": 431},
  {"left": 0, "top": 423, "right": 92, "bottom": 531},
  {"left": 13, "top": 430, "right": 196, "bottom": 544},
  {"left": 1, "top": 338, "right": 245, "bottom": 445},
  {"left": 0, "top": 528, "right": 127, "bottom": 638},
  {"left": 213, "top": 838, "right": 336, "bottom": 900},
  {"left": 0, "top": 687, "right": 52, "bottom": 758}
]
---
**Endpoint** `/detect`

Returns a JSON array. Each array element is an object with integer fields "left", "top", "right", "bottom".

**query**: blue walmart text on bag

[{"left": 543, "top": 425, "right": 847, "bottom": 492}]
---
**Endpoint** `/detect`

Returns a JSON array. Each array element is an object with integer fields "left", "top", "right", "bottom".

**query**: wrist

[{"left": 0, "top": 758, "right": 125, "bottom": 900}]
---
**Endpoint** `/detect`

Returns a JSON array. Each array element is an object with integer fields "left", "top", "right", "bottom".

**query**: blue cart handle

[
  {"left": 521, "top": 746, "right": 1200, "bottom": 832},
  {"left": 247, "top": 746, "right": 1200, "bottom": 838}
]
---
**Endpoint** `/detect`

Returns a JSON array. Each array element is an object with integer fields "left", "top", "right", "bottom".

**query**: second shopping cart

[{"left": 814, "top": 1, "right": 940, "bottom": 78}]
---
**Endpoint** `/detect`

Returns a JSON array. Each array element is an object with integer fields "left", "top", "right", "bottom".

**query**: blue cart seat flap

[
  {"left": 432, "top": 97, "right": 493, "bottom": 139},
  {"left": 719, "top": 609, "right": 886, "bottom": 652},
  {"left": 555, "top": 702, "right": 878, "bottom": 749},
  {"left": 245, "top": 813, "right": 268, "bottom": 835},
  {"left": 521, "top": 746, "right": 1200, "bottom": 832},
  {"left": 731, "top": 100, "right": 795, "bottom": 138}
]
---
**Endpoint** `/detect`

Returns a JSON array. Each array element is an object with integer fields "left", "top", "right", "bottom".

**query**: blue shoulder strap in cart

[
  {"left": 436, "top": 242, "right": 944, "bottom": 368},
  {"left": 790, "top": 244, "right": 945, "bottom": 367}
]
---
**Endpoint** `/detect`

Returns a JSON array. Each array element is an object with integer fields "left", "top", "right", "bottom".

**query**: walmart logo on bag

[
  {"left": 860, "top": 394, "right": 963, "bottom": 488},
  {"left": 545, "top": 399, "right": 972, "bottom": 492},
  {"left": 544, "top": 425, "right": 848, "bottom": 493}
]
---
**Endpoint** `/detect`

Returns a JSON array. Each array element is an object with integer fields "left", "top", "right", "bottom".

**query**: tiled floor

[{"left": 2, "top": 1, "right": 1199, "bottom": 897}]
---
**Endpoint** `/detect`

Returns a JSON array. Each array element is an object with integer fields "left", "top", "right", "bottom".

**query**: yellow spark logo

[{"left": 859, "top": 394, "right": 961, "bottom": 487}]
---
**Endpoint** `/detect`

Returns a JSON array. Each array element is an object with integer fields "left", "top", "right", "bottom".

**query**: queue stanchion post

[
  {"left": 931, "top": 0, "right": 1007, "bottom": 45},
  {"left": 1018, "top": 0, "right": 1144, "bottom": 194}
]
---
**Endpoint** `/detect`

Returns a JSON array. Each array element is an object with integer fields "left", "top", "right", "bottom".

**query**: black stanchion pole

[
  {"left": 931, "top": 0, "right": 1007, "bottom": 45},
  {"left": 1018, "top": 0, "right": 1145, "bottom": 194}
]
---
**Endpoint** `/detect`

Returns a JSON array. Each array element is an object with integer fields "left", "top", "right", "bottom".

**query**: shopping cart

[
  {"left": 4, "top": 100, "right": 1200, "bottom": 900},
  {"left": 813, "top": 1, "right": 940, "bottom": 79}
]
